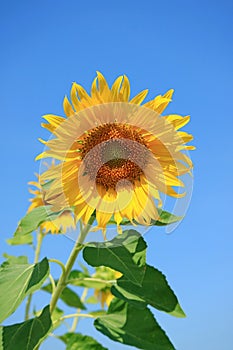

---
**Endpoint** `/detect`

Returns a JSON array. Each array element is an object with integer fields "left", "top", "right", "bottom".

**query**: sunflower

[
  {"left": 28, "top": 174, "right": 75, "bottom": 234},
  {"left": 36, "top": 72, "right": 194, "bottom": 232}
]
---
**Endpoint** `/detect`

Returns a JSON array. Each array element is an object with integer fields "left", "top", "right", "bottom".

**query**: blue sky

[{"left": 1, "top": 1, "right": 233, "bottom": 349}]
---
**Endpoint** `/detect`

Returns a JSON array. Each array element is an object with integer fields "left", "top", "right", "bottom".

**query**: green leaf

[
  {"left": 110, "top": 285, "right": 146, "bottom": 309},
  {"left": 59, "top": 332, "right": 108, "bottom": 349},
  {"left": 168, "top": 303, "right": 186, "bottom": 318},
  {"left": 0, "top": 305, "right": 52, "bottom": 350},
  {"left": 33, "top": 306, "right": 64, "bottom": 329},
  {"left": 152, "top": 209, "right": 182, "bottom": 226},
  {"left": 68, "top": 269, "right": 89, "bottom": 280},
  {"left": 1, "top": 254, "right": 28, "bottom": 267},
  {"left": 7, "top": 206, "right": 66, "bottom": 245},
  {"left": 0, "top": 258, "right": 49, "bottom": 323},
  {"left": 112, "top": 265, "right": 186, "bottom": 317},
  {"left": 7, "top": 232, "right": 33, "bottom": 246},
  {"left": 95, "top": 299, "right": 175, "bottom": 350},
  {"left": 42, "top": 283, "right": 86, "bottom": 309},
  {"left": 83, "top": 230, "right": 147, "bottom": 286},
  {"left": 108, "top": 209, "right": 182, "bottom": 227}
]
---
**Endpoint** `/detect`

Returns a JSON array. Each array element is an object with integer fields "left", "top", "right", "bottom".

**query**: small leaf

[
  {"left": 152, "top": 209, "right": 182, "bottom": 226},
  {"left": 95, "top": 298, "right": 175, "bottom": 350},
  {"left": 83, "top": 230, "right": 147, "bottom": 286},
  {"left": 7, "top": 206, "right": 67, "bottom": 245},
  {"left": 108, "top": 209, "right": 182, "bottom": 227},
  {"left": 26, "top": 258, "right": 49, "bottom": 293},
  {"left": 7, "top": 232, "right": 33, "bottom": 246},
  {"left": 112, "top": 264, "right": 186, "bottom": 317},
  {"left": 1, "top": 254, "right": 28, "bottom": 267},
  {"left": 68, "top": 269, "right": 89, "bottom": 280},
  {"left": 59, "top": 332, "right": 108, "bottom": 349},
  {"left": 0, "top": 258, "right": 49, "bottom": 323},
  {"left": 0, "top": 305, "right": 52, "bottom": 350},
  {"left": 42, "top": 283, "right": 86, "bottom": 309}
]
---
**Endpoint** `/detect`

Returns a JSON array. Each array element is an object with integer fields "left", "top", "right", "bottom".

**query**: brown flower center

[{"left": 79, "top": 123, "right": 149, "bottom": 190}]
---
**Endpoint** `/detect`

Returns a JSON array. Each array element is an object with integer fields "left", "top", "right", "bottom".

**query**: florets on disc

[{"left": 79, "top": 123, "right": 149, "bottom": 190}]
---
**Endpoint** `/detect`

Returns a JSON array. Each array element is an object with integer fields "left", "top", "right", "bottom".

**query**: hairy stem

[
  {"left": 70, "top": 287, "right": 88, "bottom": 332},
  {"left": 25, "top": 229, "right": 44, "bottom": 320},
  {"left": 49, "top": 217, "right": 94, "bottom": 315}
]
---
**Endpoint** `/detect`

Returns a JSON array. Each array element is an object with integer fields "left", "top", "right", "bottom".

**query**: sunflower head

[{"left": 37, "top": 72, "right": 194, "bottom": 235}]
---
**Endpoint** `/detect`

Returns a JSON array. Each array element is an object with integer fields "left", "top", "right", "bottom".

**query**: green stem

[
  {"left": 25, "top": 229, "right": 44, "bottom": 320},
  {"left": 70, "top": 287, "right": 88, "bottom": 332},
  {"left": 49, "top": 258, "right": 66, "bottom": 275},
  {"left": 49, "top": 217, "right": 94, "bottom": 315},
  {"left": 62, "top": 312, "right": 94, "bottom": 320}
]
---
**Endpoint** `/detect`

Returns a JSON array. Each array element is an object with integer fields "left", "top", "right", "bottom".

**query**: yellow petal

[
  {"left": 111, "top": 75, "right": 123, "bottom": 101},
  {"left": 96, "top": 71, "right": 110, "bottom": 94},
  {"left": 165, "top": 115, "right": 190, "bottom": 130},
  {"left": 130, "top": 89, "right": 148, "bottom": 105},
  {"left": 71, "top": 83, "right": 82, "bottom": 111},
  {"left": 63, "top": 96, "right": 75, "bottom": 117},
  {"left": 120, "top": 75, "right": 130, "bottom": 101},
  {"left": 73, "top": 83, "right": 92, "bottom": 104}
]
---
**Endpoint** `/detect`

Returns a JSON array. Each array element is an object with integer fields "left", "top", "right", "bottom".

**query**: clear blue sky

[{"left": 1, "top": 1, "right": 233, "bottom": 349}]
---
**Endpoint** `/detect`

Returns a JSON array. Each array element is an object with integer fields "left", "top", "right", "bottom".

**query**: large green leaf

[
  {"left": 7, "top": 206, "right": 67, "bottom": 245},
  {"left": 95, "top": 298, "right": 175, "bottom": 350},
  {"left": 112, "top": 265, "right": 185, "bottom": 317},
  {"left": 42, "top": 283, "right": 86, "bottom": 309},
  {"left": 83, "top": 230, "right": 147, "bottom": 286},
  {"left": 0, "top": 305, "right": 51, "bottom": 350},
  {"left": 0, "top": 258, "right": 49, "bottom": 323},
  {"left": 59, "top": 332, "right": 108, "bottom": 349}
]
